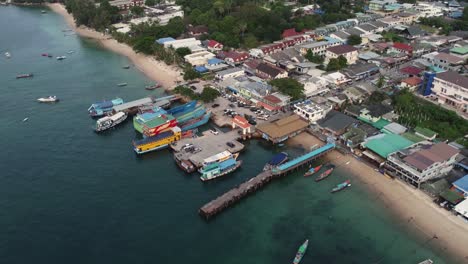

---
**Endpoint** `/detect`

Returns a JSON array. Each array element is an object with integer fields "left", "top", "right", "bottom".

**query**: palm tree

[{"left": 238, "top": 22, "right": 247, "bottom": 38}]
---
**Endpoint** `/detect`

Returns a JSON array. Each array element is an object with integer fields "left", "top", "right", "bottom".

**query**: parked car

[
  {"left": 211, "top": 103, "right": 220, "bottom": 108},
  {"left": 226, "top": 142, "right": 235, "bottom": 148}
]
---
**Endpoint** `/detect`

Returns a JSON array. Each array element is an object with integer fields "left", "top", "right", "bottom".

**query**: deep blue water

[{"left": 0, "top": 6, "right": 454, "bottom": 264}]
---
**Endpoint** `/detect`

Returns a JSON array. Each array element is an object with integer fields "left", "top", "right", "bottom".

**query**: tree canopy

[
  {"left": 326, "top": 55, "right": 347, "bottom": 71},
  {"left": 347, "top": 34, "right": 362, "bottom": 45},
  {"left": 269, "top": 78, "right": 304, "bottom": 100}
]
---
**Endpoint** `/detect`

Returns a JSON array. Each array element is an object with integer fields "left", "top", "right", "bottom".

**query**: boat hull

[{"left": 200, "top": 160, "right": 242, "bottom": 181}]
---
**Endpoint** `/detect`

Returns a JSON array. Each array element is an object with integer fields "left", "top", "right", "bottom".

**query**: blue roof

[
  {"left": 453, "top": 175, "right": 468, "bottom": 192},
  {"left": 207, "top": 58, "right": 223, "bottom": 65},
  {"left": 195, "top": 66, "right": 209, "bottom": 73},
  {"left": 219, "top": 158, "right": 236, "bottom": 170},
  {"left": 325, "top": 37, "right": 342, "bottom": 44},
  {"left": 156, "top": 37, "right": 175, "bottom": 44},
  {"left": 276, "top": 143, "right": 335, "bottom": 171}
]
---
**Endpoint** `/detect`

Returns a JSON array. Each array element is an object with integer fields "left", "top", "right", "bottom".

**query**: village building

[
  {"left": 215, "top": 67, "right": 245, "bottom": 80},
  {"left": 255, "top": 63, "right": 288, "bottom": 80},
  {"left": 431, "top": 71, "right": 468, "bottom": 113},
  {"left": 414, "top": 127, "right": 437, "bottom": 141},
  {"left": 217, "top": 51, "right": 249, "bottom": 65},
  {"left": 316, "top": 110, "right": 358, "bottom": 139},
  {"left": 400, "top": 76, "right": 422, "bottom": 91},
  {"left": 206, "top": 40, "right": 223, "bottom": 52},
  {"left": 325, "top": 44, "right": 359, "bottom": 65},
  {"left": 184, "top": 51, "right": 215, "bottom": 66},
  {"left": 256, "top": 115, "right": 309, "bottom": 144},
  {"left": 450, "top": 45, "right": 468, "bottom": 59},
  {"left": 109, "top": 0, "right": 143, "bottom": 10},
  {"left": 341, "top": 63, "right": 380, "bottom": 80},
  {"left": 293, "top": 100, "right": 332, "bottom": 123}
]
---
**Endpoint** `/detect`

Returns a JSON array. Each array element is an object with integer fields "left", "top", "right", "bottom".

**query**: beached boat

[
  {"left": 199, "top": 153, "right": 242, "bottom": 181},
  {"left": 117, "top": 82, "right": 128, "bottom": 87},
  {"left": 315, "top": 164, "right": 335, "bottom": 181},
  {"left": 37, "top": 96, "right": 59, "bottom": 103},
  {"left": 292, "top": 239, "right": 308, "bottom": 264},
  {"left": 94, "top": 111, "right": 127, "bottom": 132},
  {"left": 304, "top": 164, "right": 322, "bottom": 177},
  {"left": 56, "top": 56, "right": 66, "bottom": 60},
  {"left": 133, "top": 127, "right": 181, "bottom": 154},
  {"left": 16, "top": 73, "right": 33, "bottom": 79},
  {"left": 331, "top": 180, "right": 351, "bottom": 193},
  {"left": 88, "top": 97, "right": 124, "bottom": 117},
  {"left": 263, "top": 152, "right": 288, "bottom": 171},
  {"left": 167, "top": 101, "right": 197, "bottom": 116}
]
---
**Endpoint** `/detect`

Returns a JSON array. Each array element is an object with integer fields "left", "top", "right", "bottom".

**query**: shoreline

[
  {"left": 288, "top": 133, "right": 468, "bottom": 263},
  {"left": 46, "top": 3, "right": 182, "bottom": 89}
]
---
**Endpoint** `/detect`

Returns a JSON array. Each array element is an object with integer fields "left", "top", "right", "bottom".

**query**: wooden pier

[{"left": 199, "top": 143, "right": 335, "bottom": 219}]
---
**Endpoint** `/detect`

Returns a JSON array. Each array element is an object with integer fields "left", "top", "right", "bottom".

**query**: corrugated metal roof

[
  {"left": 364, "top": 133, "right": 414, "bottom": 158},
  {"left": 453, "top": 174, "right": 468, "bottom": 192}
]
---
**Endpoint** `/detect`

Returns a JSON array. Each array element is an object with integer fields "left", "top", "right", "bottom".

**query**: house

[
  {"left": 343, "top": 86, "right": 366, "bottom": 103},
  {"left": 453, "top": 175, "right": 468, "bottom": 197},
  {"left": 369, "top": 0, "right": 398, "bottom": 12},
  {"left": 322, "top": 72, "right": 352, "bottom": 85},
  {"left": 388, "top": 42, "right": 413, "bottom": 57},
  {"left": 396, "top": 12, "right": 418, "bottom": 24},
  {"left": 187, "top": 25, "right": 209, "bottom": 37},
  {"left": 411, "top": 42, "right": 433, "bottom": 58},
  {"left": 355, "top": 23, "right": 378, "bottom": 35},
  {"left": 282, "top": 28, "right": 303, "bottom": 39},
  {"left": 258, "top": 93, "right": 291, "bottom": 111},
  {"left": 183, "top": 51, "right": 215, "bottom": 66},
  {"left": 298, "top": 76, "right": 329, "bottom": 97},
  {"left": 431, "top": 71, "right": 468, "bottom": 113},
  {"left": 215, "top": 67, "right": 245, "bottom": 80},
  {"left": 431, "top": 52, "right": 465, "bottom": 72},
  {"left": 256, "top": 114, "right": 309, "bottom": 144},
  {"left": 454, "top": 198, "right": 468, "bottom": 219},
  {"left": 296, "top": 40, "right": 341, "bottom": 56},
  {"left": 450, "top": 45, "right": 468, "bottom": 59},
  {"left": 399, "top": 65, "right": 423, "bottom": 76},
  {"left": 109, "top": 0, "right": 143, "bottom": 10},
  {"left": 414, "top": 2, "right": 444, "bottom": 18},
  {"left": 359, "top": 104, "right": 393, "bottom": 123},
  {"left": 400, "top": 77, "right": 422, "bottom": 91},
  {"left": 293, "top": 100, "right": 332, "bottom": 123},
  {"left": 325, "top": 45, "right": 359, "bottom": 65},
  {"left": 329, "top": 31, "right": 351, "bottom": 42},
  {"left": 382, "top": 122, "right": 407, "bottom": 135},
  {"left": 236, "top": 79, "right": 272, "bottom": 101},
  {"left": 163, "top": 38, "right": 204, "bottom": 52},
  {"left": 341, "top": 63, "right": 379, "bottom": 80},
  {"left": 385, "top": 142, "right": 459, "bottom": 187},
  {"left": 217, "top": 51, "right": 249, "bottom": 65},
  {"left": 264, "top": 47, "right": 306, "bottom": 71},
  {"left": 317, "top": 110, "right": 358, "bottom": 138},
  {"left": 358, "top": 51, "right": 381, "bottom": 62},
  {"left": 255, "top": 63, "right": 288, "bottom": 80},
  {"left": 414, "top": 126, "right": 437, "bottom": 141},
  {"left": 259, "top": 43, "right": 285, "bottom": 56},
  {"left": 206, "top": 40, "right": 223, "bottom": 51},
  {"left": 368, "top": 21, "right": 389, "bottom": 32},
  {"left": 344, "top": 27, "right": 366, "bottom": 38},
  {"left": 401, "top": 26, "right": 425, "bottom": 40}
]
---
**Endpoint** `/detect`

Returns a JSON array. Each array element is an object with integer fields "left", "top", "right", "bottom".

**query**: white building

[
  {"left": 431, "top": 71, "right": 468, "bottom": 113},
  {"left": 297, "top": 40, "right": 341, "bottom": 56},
  {"left": 385, "top": 142, "right": 459, "bottom": 187},
  {"left": 454, "top": 199, "right": 468, "bottom": 219},
  {"left": 324, "top": 44, "right": 359, "bottom": 65},
  {"left": 163, "top": 38, "right": 205, "bottom": 52},
  {"left": 414, "top": 2, "right": 445, "bottom": 19},
  {"left": 109, "top": 0, "right": 143, "bottom": 10},
  {"left": 215, "top": 67, "right": 245, "bottom": 80},
  {"left": 322, "top": 72, "right": 351, "bottom": 85},
  {"left": 293, "top": 100, "right": 331, "bottom": 123},
  {"left": 184, "top": 51, "right": 215, "bottom": 66}
]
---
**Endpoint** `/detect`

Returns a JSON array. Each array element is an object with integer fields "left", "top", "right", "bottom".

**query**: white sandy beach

[
  {"left": 47, "top": 3, "right": 182, "bottom": 89},
  {"left": 289, "top": 132, "right": 468, "bottom": 263}
]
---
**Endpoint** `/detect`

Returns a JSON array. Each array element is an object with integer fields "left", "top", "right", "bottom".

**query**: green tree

[
  {"left": 269, "top": 78, "right": 305, "bottom": 100},
  {"left": 243, "top": 34, "right": 259, "bottom": 48},
  {"left": 130, "top": 6, "right": 145, "bottom": 17},
  {"left": 175, "top": 47, "right": 191, "bottom": 58},
  {"left": 347, "top": 34, "right": 362, "bottom": 45},
  {"left": 337, "top": 55, "right": 347, "bottom": 68},
  {"left": 377, "top": 75, "right": 385, "bottom": 89},
  {"left": 326, "top": 58, "right": 340, "bottom": 71},
  {"left": 199, "top": 86, "right": 220, "bottom": 102},
  {"left": 305, "top": 50, "right": 324, "bottom": 64},
  {"left": 145, "top": 0, "right": 156, "bottom": 6},
  {"left": 183, "top": 67, "right": 201, "bottom": 81},
  {"left": 132, "top": 36, "right": 155, "bottom": 54}
]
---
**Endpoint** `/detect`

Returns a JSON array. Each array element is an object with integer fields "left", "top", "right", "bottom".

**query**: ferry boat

[
  {"left": 179, "top": 112, "right": 211, "bottom": 131},
  {"left": 293, "top": 239, "right": 308, "bottom": 264},
  {"left": 199, "top": 154, "right": 242, "bottom": 181},
  {"left": 315, "top": 164, "right": 335, "bottom": 181},
  {"left": 175, "top": 156, "right": 196, "bottom": 173},
  {"left": 37, "top": 96, "right": 59, "bottom": 103},
  {"left": 16, "top": 73, "right": 33, "bottom": 79},
  {"left": 331, "top": 180, "right": 351, "bottom": 193},
  {"left": 133, "top": 127, "right": 181, "bottom": 154},
  {"left": 167, "top": 101, "right": 197, "bottom": 116},
  {"left": 176, "top": 105, "right": 206, "bottom": 124},
  {"left": 304, "top": 164, "right": 322, "bottom": 177},
  {"left": 263, "top": 152, "right": 288, "bottom": 171},
  {"left": 88, "top": 97, "right": 124, "bottom": 117},
  {"left": 133, "top": 111, "right": 177, "bottom": 137},
  {"left": 56, "top": 56, "right": 66, "bottom": 60},
  {"left": 94, "top": 111, "right": 127, "bottom": 132}
]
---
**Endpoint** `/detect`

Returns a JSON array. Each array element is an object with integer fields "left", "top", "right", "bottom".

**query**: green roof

[
  {"left": 440, "top": 189, "right": 464, "bottom": 204},
  {"left": 144, "top": 114, "right": 175, "bottom": 128},
  {"left": 414, "top": 126, "right": 436, "bottom": 138},
  {"left": 364, "top": 134, "right": 414, "bottom": 158},
  {"left": 402, "top": 132, "right": 425, "bottom": 143},
  {"left": 358, "top": 116, "right": 391, "bottom": 130},
  {"left": 450, "top": 45, "right": 468, "bottom": 55}
]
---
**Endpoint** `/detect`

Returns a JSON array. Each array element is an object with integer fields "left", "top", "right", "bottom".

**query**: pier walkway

[
  {"left": 199, "top": 143, "right": 335, "bottom": 219},
  {"left": 112, "top": 95, "right": 178, "bottom": 115}
]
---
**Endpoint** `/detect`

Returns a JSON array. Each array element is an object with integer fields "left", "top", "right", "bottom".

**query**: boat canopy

[
  {"left": 219, "top": 158, "right": 236, "bottom": 170},
  {"left": 203, "top": 150, "right": 232, "bottom": 164},
  {"left": 268, "top": 152, "right": 288, "bottom": 165}
]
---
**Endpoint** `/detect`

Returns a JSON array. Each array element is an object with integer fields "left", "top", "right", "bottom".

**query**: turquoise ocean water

[{"left": 0, "top": 6, "right": 455, "bottom": 264}]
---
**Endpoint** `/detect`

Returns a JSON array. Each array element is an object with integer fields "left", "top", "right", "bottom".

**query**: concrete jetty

[{"left": 199, "top": 143, "right": 335, "bottom": 219}]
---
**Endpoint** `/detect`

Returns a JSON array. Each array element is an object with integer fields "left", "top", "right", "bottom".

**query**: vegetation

[
  {"left": 418, "top": 9, "right": 468, "bottom": 35},
  {"left": 269, "top": 78, "right": 304, "bottom": 100},
  {"left": 382, "top": 31, "right": 405, "bottom": 43},
  {"left": 130, "top": 6, "right": 145, "bottom": 17},
  {"left": 326, "top": 55, "right": 347, "bottom": 72},
  {"left": 347, "top": 35, "right": 362, "bottom": 45},
  {"left": 305, "top": 50, "right": 324, "bottom": 64},
  {"left": 144, "top": 0, "right": 156, "bottom": 6},
  {"left": 173, "top": 85, "right": 220, "bottom": 102},
  {"left": 64, "top": 0, "right": 121, "bottom": 31},
  {"left": 368, "top": 91, "right": 389, "bottom": 104},
  {"left": 183, "top": 67, "right": 201, "bottom": 81},
  {"left": 393, "top": 89, "right": 468, "bottom": 141},
  {"left": 175, "top": 47, "right": 191, "bottom": 58},
  {"left": 376, "top": 75, "right": 385, "bottom": 89}
]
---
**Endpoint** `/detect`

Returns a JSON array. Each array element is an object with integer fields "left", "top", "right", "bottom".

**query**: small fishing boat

[
  {"left": 5, "top": 52, "right": 11, "bottom": 58},
  {"left": 145, "top": 83, "right": 162, "bottom": 90},
  {"left": 117, "top": 83, "right": 128, "bottom": 87},
  {"left": 41, "top": 53, "right": 51, "bottom": 57},
  {"left": 41, "top": 10, "right": 47, "bottom": 14},
  {"left": 122, "top": 65, "right": 130, "bottom": 69},
  {"left": 37, "top": 96, "right": 59, "bottom": 103},
  {"left": 331, "top": 180, "right": 351, "bottom": 193},
  {"left": 16, "top": 73, "right": 34, "bottom": 79},
  {"left": 56, "top": 56, "right": 66, "bottom": 60},
  {"left": 263, "top": 152, "right": 288, "bottom": 171},
  {"left": 292, "top": 239, "right": 308, "bottom": 264},
  {"left": 67, "top": 50, "right": 75, "bottom": 54},
  {"left": 22, "top": 117, "right": 29, "bottom": 122},
  {"left": 315, "top": 164, "right": 335, "bottom": 182},
  {"left": 304, "top": 164, "right": 322, "bottom": 177}
]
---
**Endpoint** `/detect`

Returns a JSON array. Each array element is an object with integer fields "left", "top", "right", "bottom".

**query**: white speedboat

[
  {"left": 56, "top": 56, "right": 66, "bottom": 60},
  {"left": 5, "top": 52, "right": 11, "bottom": 58},
  {"left": 37, "top": 96, "right": 59, "bottom": 103}
]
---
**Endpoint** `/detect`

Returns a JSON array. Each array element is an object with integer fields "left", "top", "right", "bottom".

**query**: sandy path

[
  {"left": 47, "top": 3, "right": 182, "bottom": 89},
  {"left": 289, "top": 132, "right": 468, "bottom": 263}
]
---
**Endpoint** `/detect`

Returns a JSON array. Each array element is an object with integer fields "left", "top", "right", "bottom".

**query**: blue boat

[
  {"left": 167, "top": 100, "right": 197, "bottom": 116},
  {"left": 88, "top": 98, "right": 124, "bottom": 117},
  {"left": 263, "top": 152, "right": 288, "bottom": 171},
  {"left": 176, "top": 105, "right": 206, "bottom": 124},
  {"left": 179, "top": 112, "right": 211, "bottom": 131}
]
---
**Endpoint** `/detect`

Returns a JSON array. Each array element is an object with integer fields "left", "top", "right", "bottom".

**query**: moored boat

[
  {"left": 263, "top": 152, "right": 288, "bottom": 171},
  {"left": 94, "top": 111, "right": 127, "bottom": 132},
  {"left": 315, "top": 164, "right": 335, "bottom": 181},
  {"left": 179, "top": 112, "right": 211, "bottom": 131},
  {"left": 133, "top": 127, "right": 181, "bottom": 154},
  {"left": 67, "top": 50, "right": 75, "bottom": 54},
  {"left": 175, "top": 156, "right": 196, "bottom": 173},
  {"left": 292, "top": 239, "right": 309, "bottom": 264},
  {"left": 199, "top": 153, "right": 242, "bottom": 181},
  {"left": 88, "top": 97, "right": 124, "bottom": 117},
  {"left": 331, "top": 180, "right": 351, "bottom": 193},
  {"left": 304, "top": 164, "right": 322, "bottom": 177},
  {"left": 16, "top": 73, "right": 33, "bottom": 79},
  {"left": 37, "top": 96, "right": 59, "bottom": 103}
]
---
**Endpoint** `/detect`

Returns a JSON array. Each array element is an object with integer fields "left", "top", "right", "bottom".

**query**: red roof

[
  {"left": 393, "top": 42, "right": 412, "bottom": 52},
  {"left": 282, "top": 28, "right": 301, "bottom": 38},
  {"left": 400, "top": 66, "right": 423, "bottom": 75},
  {"left": 401, "top": 77, "right": 422, "bottom": 86},
  {"left": 263, "top": 95, "right": 282, "bottom": 104},
  {"left": 233, "top": 115, "right": 251, "bottom": 129},
  {"left": 207, "top": 40, "right": 222, "bottom": 48},
  {"left": 218, "top": 51, "right": 249, "bottom": 62}
]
